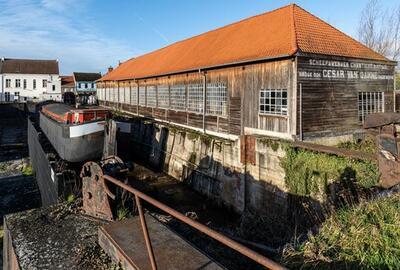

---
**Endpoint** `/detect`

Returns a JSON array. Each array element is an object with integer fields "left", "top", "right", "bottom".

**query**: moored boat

[{"left": 40, "top": 103, "right": 110, "bottom": 162}]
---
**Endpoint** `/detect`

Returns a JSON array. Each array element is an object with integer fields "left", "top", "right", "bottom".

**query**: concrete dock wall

[{"left": 118, "top": 118, "right": 288, "bottom": 215}]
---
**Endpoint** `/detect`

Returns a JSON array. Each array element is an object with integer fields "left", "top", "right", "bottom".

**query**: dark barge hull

[{"left": 40, "top": 112, "right": 105, "bottom": 162}]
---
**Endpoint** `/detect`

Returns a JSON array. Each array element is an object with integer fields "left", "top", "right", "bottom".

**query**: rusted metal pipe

[
  {"left": 135, "top": 195, "right": 158, "bottom": 270},
  {"left": 103, "top": 174, "right": 286, "bottom": 270}
]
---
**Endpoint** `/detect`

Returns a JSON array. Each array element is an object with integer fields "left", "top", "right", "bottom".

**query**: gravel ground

[
  {"left": 0, "top": 109, "right": 41, "bottom": 270},
  {"left": 4, "top": 200, "right": 122, "bottom": 270}
]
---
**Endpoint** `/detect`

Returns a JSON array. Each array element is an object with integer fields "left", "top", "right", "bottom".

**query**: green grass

[
  {"left": 337, "top": 137, "right": 377, "bottom": 154},
  {"left": 67, "top": 194, "right": 76, "bottom": 203},
  {"left": 282, "top": 193, "right": 400, "bottom": 269},
  {"left": 0, "top": 163, "right": 7, "bottom": 172},
  {"left": 22, "top": 165, "right": 34, "bottom": 176},
  {"left": 281, "top": 146, "right": 379, "bottom": 196},
  {"left": 117, "top": 206, "right": 130, "bottom": 221}
]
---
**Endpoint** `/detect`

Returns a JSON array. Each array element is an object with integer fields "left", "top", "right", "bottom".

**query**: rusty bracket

[{"left": 80, "top": 161, "right": 114, "bottom": 220}]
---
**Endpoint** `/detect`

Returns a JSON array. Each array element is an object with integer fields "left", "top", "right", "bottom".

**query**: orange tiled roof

[{"left": 100, "top": 4, "right": 388, "bottom": 81}]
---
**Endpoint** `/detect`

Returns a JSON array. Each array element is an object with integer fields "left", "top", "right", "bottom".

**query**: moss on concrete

[{"left": 281, "top": 146, "right": 379, "bottom": 197}]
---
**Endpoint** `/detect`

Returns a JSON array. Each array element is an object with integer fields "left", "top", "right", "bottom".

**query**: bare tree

[{"left": 358, "top": 0, "right": 400, "bottom": 61}]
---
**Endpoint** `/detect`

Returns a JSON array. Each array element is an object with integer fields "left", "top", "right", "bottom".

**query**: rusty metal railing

[{"left": 103, "top": 174, "right": 287, "bottom": 270}]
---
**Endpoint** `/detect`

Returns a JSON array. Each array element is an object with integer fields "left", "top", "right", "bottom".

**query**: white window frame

[
  {"left": 157, "top": 85, "right": 169, "bottom": 109},
  {"left": 97, "top": 88, "right": 102, "bottom": 101},
  {"left": 131, "top": 84, "right": 138, "bottom": 105},
  {"left": 146, "top": 85, "right": 157, "bottom": 108},
  {"left": 119, "top": 85, "right": 125, "bottom": 104},
  {"left": 139, "top": 86, "right": 146, "bottom": 106},
  {"left": 188, "top": 83, "right": 203, "bottom": 113},
  {"left": 259, "top": 89, "right": 288, "bottom": 116},
  {"left": 113, "top": 86, "right": 118, "bottom": 103},
  {"left": 15, "top": 79, "right": 21, "bottom": 88},
  {"left": 124, "top": 85, "right": 130, "bottom": 104},
  {"left": 358, "top": 91, "right": 384, "bottom": 123},
  {"left": 170, "top": 84, "right": 186, "bottom": 111},
  {"left": 5, "top": 79, "right": 11, "bottom": 88},
  {"left": 206, "top": 82, "right": 227, "bottom": 116}
]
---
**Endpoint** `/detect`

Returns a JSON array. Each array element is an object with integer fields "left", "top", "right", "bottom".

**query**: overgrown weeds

[
  {"left": 22, "top": 165, "right": 34, "bottom": 176},
  {"left": 337, "top": 137, "right": 377, "bottom": 154},
  {"left": 281, "top": 146, "right": 379, "bottom": 197},
  {"left": 282, "top": 192, "right": 400, "bottom": 269},
  {"left": 117, "top": 206, "right": 130, "bottom": 220}
]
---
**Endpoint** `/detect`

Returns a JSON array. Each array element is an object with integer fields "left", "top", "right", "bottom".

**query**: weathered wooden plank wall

[
  {"left": 97, "top": 58, "right": 295, "bottom": 137},
  {"left": 297, "top": 54, "right": 396, "bottom": 138}
]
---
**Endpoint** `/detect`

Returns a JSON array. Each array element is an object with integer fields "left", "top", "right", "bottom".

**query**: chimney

[{"left": 108, "top": 66, "right": 113, "bottom": 73}]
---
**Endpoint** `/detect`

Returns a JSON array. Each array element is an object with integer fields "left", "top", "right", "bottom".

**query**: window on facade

[
  {"left": 157, "top": 85, "right": 169, "bottom": 109},
  {"left": 85, "top": 83, "right": 88, "bottom": 89},
  {"left": 104, "top": 88, "right": 109, "bottom": 101},
  {"left": 107, "top": 87, "right": 112, "bottom": 102},
  {"left": 131, "top": 85, "right": 138, "bottom": 105},
  {"left": 52, "top": 85, "right": 56, "bottom": 91},
  {"left": 5, "top": 92, "right": 10, "bottom": 102},
  {"left": 188, "top": 84, "right": 203, "bottom": 113},
  {"left": 113, "top": 87, "right": 119, "bottom": 102},
  {"left": 358, "top": 92, "right": 384, "bottom": 123},
  {"left": 259, "top": 89, "right": 288, "bottom": 115},
  {"left": 101, "top": 88, "right": 105, "bottom": 101},
  {"left": 119, "top": 87, "right": 125, "bottom": 104},
  {"left": 23, "top": 79, "right": 27, "bottom": 89},
  {"left": 5, "top": 79, "right": 11, "bottom": 88},
  {"left": 124, "top": 86, "right": 130, "bottom": 104},
  {"left": 170, "top": 84, "right": 186, "bottom": 111},
  {"left": 206, "top": 82, "right": 227, "bottom": 116},
  {"left": 79, "top": 83, "right": 82, "bottom": 88},
  {"left": 139, "top": 86, "right": 146, "bottom": 106},
  {"left": 33, "top": 79, "right": 36, "bottom": 89},
  {"left": 43, "top": 79, "right": 47, "bottom": 88},
  {"left": 15, "top": 79, "right": 21, "bottom": 88},
  {"left": 146, "top": 85, "right": 157, "bottom": 107}
]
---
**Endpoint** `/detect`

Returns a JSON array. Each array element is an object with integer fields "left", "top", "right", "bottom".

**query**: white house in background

[
  {"left": 0, "top": 58, "right": 61, "bottom": 102},
  {"left": 73, "top": 72, "right": 102, "bottom": 104}
]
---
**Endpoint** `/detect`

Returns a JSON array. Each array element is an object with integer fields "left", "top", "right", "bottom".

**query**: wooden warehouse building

[{"left": 97, "top": 4, "right": 396, "bottom": 141}]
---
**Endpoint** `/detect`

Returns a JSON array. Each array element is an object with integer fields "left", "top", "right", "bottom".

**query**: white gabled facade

[
  {"left": 0, "top": 58, "right": 61, "bottom": 102},
  {"left": 0, "top": 73, "right": 61, "bottom": 101}
]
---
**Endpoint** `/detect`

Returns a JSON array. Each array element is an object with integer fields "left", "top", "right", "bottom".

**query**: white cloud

[{"left": 0, "top": 0, "right": 140, "bottom": 74}]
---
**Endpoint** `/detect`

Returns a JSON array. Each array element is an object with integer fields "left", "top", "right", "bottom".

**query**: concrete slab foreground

[{"left": 99, "top": 214, "right": 224, "bottom": 270}]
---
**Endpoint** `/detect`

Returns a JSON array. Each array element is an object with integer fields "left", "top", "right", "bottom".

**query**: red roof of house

[
  {"left": 100, "top": 4, "right": 388, "bottom": 82},
  {"left": 61, "top": 75, "right": 74, "bottom": 87}
]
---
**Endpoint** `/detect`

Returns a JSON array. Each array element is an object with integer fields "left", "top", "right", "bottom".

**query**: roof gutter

[{"left": 99, "top": 54, "right": 294, "bottom": 82}]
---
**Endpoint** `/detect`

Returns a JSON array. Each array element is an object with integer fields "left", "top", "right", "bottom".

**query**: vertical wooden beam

[{"left": 202, "top": 71, "right": 206, "bottom": 133}]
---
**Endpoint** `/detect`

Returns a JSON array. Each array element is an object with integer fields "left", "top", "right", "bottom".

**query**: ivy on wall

[{"left": 281, "top": 146, "right": 380, "bottom": 196}]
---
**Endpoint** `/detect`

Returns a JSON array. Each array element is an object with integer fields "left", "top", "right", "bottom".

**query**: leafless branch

[{"left": 358, "top": 0, "right": 400, "bottom": 62}]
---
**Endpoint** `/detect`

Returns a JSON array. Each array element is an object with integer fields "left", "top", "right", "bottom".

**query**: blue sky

[{"left": 0, "top": 0, "right": 398, "bottom": 74}]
